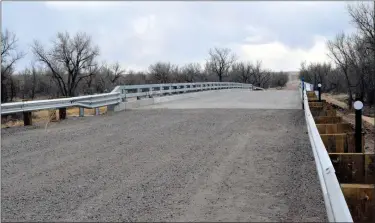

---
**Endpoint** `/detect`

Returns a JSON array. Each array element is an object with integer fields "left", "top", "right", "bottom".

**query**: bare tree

[
  {"left": 1, "top": 29, "right": 25, "bottom": 102},
  {"left": 249, "top": 60, "right": 271, "bottom": 88},
  {"left": 348, "top": 2, "right": 375, "bottom": 106},
  {"left": 299, "top": 61, "right": 312, "bottom": 83},
  {"left": 148, "top": 62, "right": 178, "bottom": 83},
  {"left": 231, "top": 62, "right": 253, "bottom": 83},
  {"left": 83, "top": 66, "right": 97, "bottom": 94},
  {"left": 32, "top": 32, "right": 99, "bottom": 97},
  {"left": 306, "top": 62, "right": 332, "bottom": 90},
  {"left": 348, "top": 2, "right": 375, "bottom": 50},
  {"left": 269, "top": 71, "right": 289, "bottom": 88},
  {"left": 90, "top": 62, "right": 126, "bottom": 93},
  {"left": 102, "top": 62, "right": 126, "bottom": 84},
  {"left": 119, "top": 70, "right": 147, "bottom": 85},
  {"left": 345, "top": 34, "right": 371, "bottom": 101},
  {"left": 20, "top": 63, "right": 38, "bottom": 100},
  {"left": 180, "top": 63, "right": 201, "bottom": 82},
  {"left": 327, "top": 33, "right": 356, "bottom": 108},
  {"left": 206, "top": 47, "right": 237, "bottom": 82}
]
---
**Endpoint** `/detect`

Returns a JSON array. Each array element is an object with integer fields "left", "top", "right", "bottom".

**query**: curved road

[{"left": 1, "top": 89, "right": 327, "bottom": 222}]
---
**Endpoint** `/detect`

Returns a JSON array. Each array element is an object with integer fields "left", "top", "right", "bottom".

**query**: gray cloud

[{"left": 2, "top": 1, "right": 352, "bottom": 71}]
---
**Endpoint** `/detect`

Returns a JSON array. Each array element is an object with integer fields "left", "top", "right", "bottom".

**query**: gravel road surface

[
  {"left": 142, "top": 89, "right": 301, "bottom": 109},
  {"left": 1, "top": 90, "right": 327, "bottom": 222}
]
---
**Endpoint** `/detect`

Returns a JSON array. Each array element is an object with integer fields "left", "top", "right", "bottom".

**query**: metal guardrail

[
  {"left": 1, "top": 82, "right": 253, "bottom": 115},
  {"left": 112, "top": 82, "right": 254, "bottom": 99},
  {"left": 302, "top": 82, "right": 353, "bottom": 222},
  {"left": 0, "top": 92, "right": 121, "bottom": 115}
]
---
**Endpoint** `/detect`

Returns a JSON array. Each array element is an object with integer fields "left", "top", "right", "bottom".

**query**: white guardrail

[
  {"left": 302, "top": 81, "right": 353, "bottom": 222},
  {"left": 1, "top": 82, "right": 254, "bottom": 115}
]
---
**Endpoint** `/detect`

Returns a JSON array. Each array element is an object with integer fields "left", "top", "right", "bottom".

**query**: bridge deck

[
  {"left": 1, "top": 90, "right": 327, "bottom": 222},
  {"left": 143, "top": 89, "right": 301, "bottom": 109}
]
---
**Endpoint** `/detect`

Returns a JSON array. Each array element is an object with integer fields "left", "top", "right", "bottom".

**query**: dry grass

[
  {"left": 1, "top": 120, "right": 24, "bottom": 128},
  {"left": 323, "top": 93, "right": 375, "bottom": 120},
  {"left": 1, "top": 106, "right": 108, "bottom": 128},
  {"left": 322, "top": 93, "right": 349, "bottom": 110}
]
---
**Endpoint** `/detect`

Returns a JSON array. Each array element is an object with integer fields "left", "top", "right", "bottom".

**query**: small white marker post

[
  {"left": 317, "top": 83, "right": 322, "bottom": 102},
  {"left": 354, "top": 100, "right": 364, "bottom": 152}
]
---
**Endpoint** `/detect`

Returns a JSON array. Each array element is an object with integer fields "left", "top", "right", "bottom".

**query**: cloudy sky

[{"left": 2, "top": 1, "right": 355, "bottom": 72}]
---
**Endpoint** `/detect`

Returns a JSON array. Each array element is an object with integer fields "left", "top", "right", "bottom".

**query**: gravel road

[
  {"left": 1, "top": 90, "right": 327, "bottom": 222},
  {"left": 142, "top": 90, "right": 301, "bottom": 109}
]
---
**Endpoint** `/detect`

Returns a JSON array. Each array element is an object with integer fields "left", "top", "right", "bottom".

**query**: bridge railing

[
  {"left": 1, "top": 82, "right": 253, "bottom": 116},
  {"left": 0, "top": 92, "right": 121, "bottom": 115},
  {"left": 302, "top": 81, "right": 353, "bottom": 222},
  {"left": 112, "top": 82, "right": 254, "bottom": 99}
]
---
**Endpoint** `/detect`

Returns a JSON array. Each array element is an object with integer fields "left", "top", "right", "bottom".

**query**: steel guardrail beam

[
  {"left": 302, "top": 81, "right": 353, "bottom": 222},
  {"left": 1, "top": 82, "right": 255, "bottom": 115}
]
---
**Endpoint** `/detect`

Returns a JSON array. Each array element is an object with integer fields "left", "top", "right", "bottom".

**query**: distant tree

[
  {"left": 20, "top": 63, "right": 38, "bottom": 100},
  {"left": 269, "top": 71, "right": 289, "bottom": 88},
  {"left": 180, "top": 63, "right": 201, "bottom": 82},
  {"left": 102, "top": 62, "right": 126, "bottom": 85},
  {"left": 231, "top": 61, "right": 253, "bottom": 83},
  {"left": 250, "top": 60, "right": 271, "bottom": 88},
  {"left": 148, "top": 62, "right": 178, "bottom": 83}
]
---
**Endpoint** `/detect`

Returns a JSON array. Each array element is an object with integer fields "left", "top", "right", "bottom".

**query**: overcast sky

[{"left": 2, "top": 1, "right": 354, "bottom": 72}]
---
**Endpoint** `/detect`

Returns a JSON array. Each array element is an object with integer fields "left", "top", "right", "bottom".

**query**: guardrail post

[
  {"left": 148, "top": 87, "right": 153, "bottom": 98},
  {"left": 79, "top": 107, "right": 84, "bottom": 117},
  {"left": 59, "top": 108, "right": 67, "bottom": 120},
  {"left": 23, "top": 111, "right": 32, "bottom": 126},
  {"left": 122, "top": 89, "right": 128, "bottom": 102},
  {"left": 95, "top": 107, "right": 100, "bottom": 116},
  {"left": 137, "top": 88, "right": 141, "bottom": 100},
  {"left": 318, "top": 83, "right": 322, "bottom": 102},
  {"left": 354, "top": 100, "right": 363, "bottom": 153},
  {"left": 160, "top": 86, "right": 163, "bottom": 96}
]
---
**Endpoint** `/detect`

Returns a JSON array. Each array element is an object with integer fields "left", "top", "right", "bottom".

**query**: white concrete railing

[{"left": 302, "top": 81, "right": 353, "bottom": 222}]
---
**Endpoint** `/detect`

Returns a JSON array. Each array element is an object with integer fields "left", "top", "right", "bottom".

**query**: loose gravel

[{"left": 1, "top": 108, "right": 327, "bottom": 222}]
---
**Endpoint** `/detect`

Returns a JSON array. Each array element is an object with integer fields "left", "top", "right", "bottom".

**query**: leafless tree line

[
  {"left": 1, "top": 31, "right": 288, "bottom": 103},
  {"left": 300, "top": 2, "right": 375, "bottom": 109}
]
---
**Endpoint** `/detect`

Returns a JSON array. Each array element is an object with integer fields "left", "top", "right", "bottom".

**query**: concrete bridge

[{"left": 1, "top": 86, "right": 328, "bottom": 221}]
